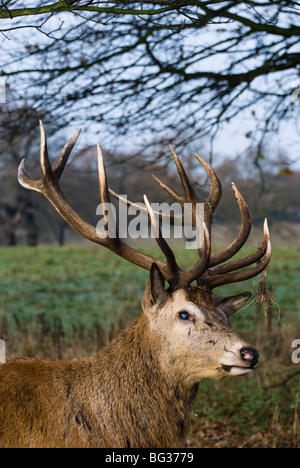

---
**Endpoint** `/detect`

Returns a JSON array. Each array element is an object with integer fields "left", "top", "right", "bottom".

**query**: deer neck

[
  {"left": 105, "top": 313, "right": 197, "bottom": 391},
  {"left": 95, "top": 314, "right": 198, "bottom": 447}
]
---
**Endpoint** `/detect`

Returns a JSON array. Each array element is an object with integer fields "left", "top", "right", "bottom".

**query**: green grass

[
  {"left": 0, "top": 245, "right": 299, "bottom": 447},
  {"left": 0, "top": 247, "right": 147, "bottom": 343},
  {"left": 190, "top": 371, "right": 300, "bottom": 448},
  {"left": 0, "top": 246, "right": 298, "bottom": 342}
]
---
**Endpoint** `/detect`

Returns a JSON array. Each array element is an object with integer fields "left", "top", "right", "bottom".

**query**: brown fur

[
  {"left": 0, "top": 277, "right": 256, "bottom": 448},
  {"left": 0, "top": 315, "right": 196, "bottom": 448}
]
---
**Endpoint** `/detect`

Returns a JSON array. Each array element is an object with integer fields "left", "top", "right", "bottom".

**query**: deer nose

[{"left": 240, "top": 347, "right": 259, "bottom": 368}]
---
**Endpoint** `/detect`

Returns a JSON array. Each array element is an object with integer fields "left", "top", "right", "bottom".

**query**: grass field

[{"left": 0, "top": 246, "right": 299, "bottom": 448}]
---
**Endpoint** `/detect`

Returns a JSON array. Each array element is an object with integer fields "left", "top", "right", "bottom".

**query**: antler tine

[
  {"left": 52, "top": 128, "right": 82, "bottom": 183},
  {"left": 194, "top": 153, "right": 222, "bottom": 220},
  {"left": 169, "top": 145, "right": 197, "bottom": 202},
  {"left": 18, "top": 121, "right": 53, "bottom": 194},
  {"left": 201, "top": 219, "right": 271, "bottom": 290},
  {"left": 186, "top": 223, "right": 211, "bottom": 285},
  {"left": 151, "top": 175, "right": 182, "bottom": 205},
  {"left": 40, "top": 120, "right": 82, "bottom": 187},
  {"left": 150, "top": 146, "right": 201, "bottom": 208},
  {"left": 209, "top": 183, "right": 252, "bottom": 267},
  {"left": 18, "top": 159, "right": 43, "bottom": 193},
  {"left": 39, "top": 120, "right": 52, "bottom": 178},
  {"left": 144, "top": 195, "right": 181, "bottom": 285},
  {"left": 19, "top": 121, "right": 82, "bottom": 194},
  {"left": 97, "top": 145, "right": 111, "bottom": 205},
  {"left": 97, "top": 145, "right": 120, "bottom": 244},
  {"left": 208, "top": 215, "right": 268, "bottom": 276}
]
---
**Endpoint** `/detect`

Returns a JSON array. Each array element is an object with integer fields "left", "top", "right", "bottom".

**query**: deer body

[
  {"left": 0, "top": 317, "right": 196, "bottom": 448},
  {"left": 0, "top": 288, "right": 256, "bottom": 448},
  {"left": 0, "top": 123, "right": 271, "bottom": 448}
]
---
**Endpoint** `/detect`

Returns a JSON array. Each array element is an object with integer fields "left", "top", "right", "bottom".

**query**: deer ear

[
  {"left": 213, "top": 292, "right": 252, "bottom": 318},
  {"left": 143, "top": 263, "right": 168, "bottom": 312}
]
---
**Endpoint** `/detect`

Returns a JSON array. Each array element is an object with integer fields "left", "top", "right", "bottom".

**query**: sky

[
  {"left": 0, "top": 5, "right": 300, "bottom": 171},
  {"left": 212, "top": 108, "right": 300, "bottom": 169}
]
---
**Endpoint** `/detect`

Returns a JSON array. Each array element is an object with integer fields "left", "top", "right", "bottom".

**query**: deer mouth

[{"left": 220, "top": 363, "right": 255, "bottom": 376}]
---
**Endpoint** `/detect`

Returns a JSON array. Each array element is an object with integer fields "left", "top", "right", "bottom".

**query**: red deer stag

[{"left": 0, "top": 122, "right": 271, "bottom": 448}]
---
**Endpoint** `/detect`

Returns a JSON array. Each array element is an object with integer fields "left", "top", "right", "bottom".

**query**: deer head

[{"left": 18, "top": 122, "right": 271, "bottom": 383}]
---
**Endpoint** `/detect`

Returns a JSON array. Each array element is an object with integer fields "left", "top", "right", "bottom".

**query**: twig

[
  {"left": 263, "top": 370, "right": 300, "bottom": 390},
  {"left": 0, "top": 0, "right": 12, "bottom": 19}
]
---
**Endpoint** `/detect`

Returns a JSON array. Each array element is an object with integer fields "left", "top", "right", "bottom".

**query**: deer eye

[{"left": 178, "top": 311, "right": 191, "bottom": 321}]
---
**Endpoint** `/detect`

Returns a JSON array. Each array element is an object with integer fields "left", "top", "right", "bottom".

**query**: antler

[
  {"left": 152, "top": 147, "right": 271, "bottom": 288},
  {"left": 17, "top": 122, "right": 210, "bottom": 289},
  {"left": 109, "top": 145, "right": 271, "bottom": 289},
  {"left": 18, "top": 121, "right": 271, "bottom": 291},
  {"left": 18, "top": 121, "right": 181, "bottom": 286},
  {"left": 110, "top": 147, "right": 251, "bottom": 260},
  {"left": 201, "top": 219, "right": 271, "bottom": 288}
]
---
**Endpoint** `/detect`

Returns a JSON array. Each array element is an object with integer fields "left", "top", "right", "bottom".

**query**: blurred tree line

[{"left": 0, "top": 106, "right": 298, "bottom": 246}]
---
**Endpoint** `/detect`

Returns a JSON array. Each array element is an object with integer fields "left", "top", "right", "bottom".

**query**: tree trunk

[
  {"left": 3, "top": 225, "right": 17, "bottom": 246},
  {"left": 25, "top": 209, "right": 39, "bottom": 247}
]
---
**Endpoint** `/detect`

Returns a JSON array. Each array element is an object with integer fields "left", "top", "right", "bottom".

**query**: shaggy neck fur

[
  {"left": 0, "top": 314, "right": 198, "bottom": 448},
  {"left": 88, "top": 314, "right": 198, "bottom": 448}
]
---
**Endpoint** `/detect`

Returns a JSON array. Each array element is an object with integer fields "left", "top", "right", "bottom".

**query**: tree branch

[
  {"left": 263, "top": 370, "right": 300, "bottom": 390},
  {"left": 0, "top": 0, "right": 299, "bottom": 165},
  {"left": 0, "top": 1, "right": 177, "bottom": 19}
]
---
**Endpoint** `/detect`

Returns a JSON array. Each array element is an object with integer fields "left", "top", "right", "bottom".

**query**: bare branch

[
  {"left": 0, "top": 1, "right": 298, "bottom": 161},
  {"left": 263, "top": 370, "right": 300, "bottom": 390}
]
